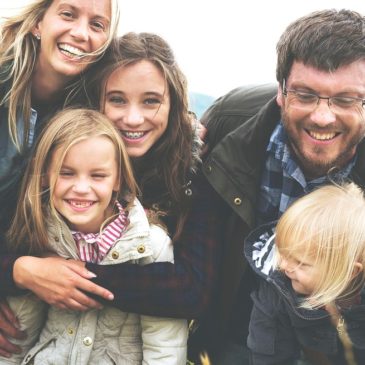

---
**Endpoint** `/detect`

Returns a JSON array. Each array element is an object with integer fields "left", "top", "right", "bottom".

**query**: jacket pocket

[
  {"left": 21, "top": 335, "right": 57, "bottom": 365},
  {"left": 248, "top": 281, "right": 300, "bottom": 364}
]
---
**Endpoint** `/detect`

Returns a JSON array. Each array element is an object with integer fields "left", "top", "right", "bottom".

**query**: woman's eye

[
  {"left": 60, "top": 11, "right": 73, "bottom": 19},
  {"left": 145, "top": 98, "right": 161, "bottom": 105},
  {"left": 92, "top": 21, "right": 106, "bottom": 31}
]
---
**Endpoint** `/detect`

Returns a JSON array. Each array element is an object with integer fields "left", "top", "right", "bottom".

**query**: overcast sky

[{"left": 2, "top": 1, "right": 365, "bottom": 97}]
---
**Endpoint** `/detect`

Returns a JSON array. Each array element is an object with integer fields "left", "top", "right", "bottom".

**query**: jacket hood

[
  {"left": 244, "top": 221, "right": 277, "bottom": 280},
  {"left": 244, "top": 222, "right": 365, "bottom": 309}
]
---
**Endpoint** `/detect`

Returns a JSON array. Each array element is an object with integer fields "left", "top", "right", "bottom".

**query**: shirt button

[
  {"left": 234, "top": 197, "right": 242, "bottom": 205},
  {"left": 83, "top": 337, "right": 93, "bottom": 346},
  {"left": 67, "top": 327, "right": 74, "bottom": 335},
  {"left": 206, "top": 165, "right": 212, "bottom": 173},
  {"left": 54, "top": 236, "right": 59, "bottom": 242},
  {"left": 111, "top": 251, "right": 119, "bottom": 259},
  {"left": 137, "top": 244, "right": 145, "bottom": 253},
  {"left": 185, "top": 188, "right": 192, "bottom": 196}
]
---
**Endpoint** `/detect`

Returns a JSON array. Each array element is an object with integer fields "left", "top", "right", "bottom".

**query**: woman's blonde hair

[
  {"left": 275, "top": 182, "right": 365, "bottom": 308},
  {"left": 0, "top": 0, "right": 120, "bottom": 150},
  {"left": 7, "top": 108, "right": 136, "bottom": 254}
]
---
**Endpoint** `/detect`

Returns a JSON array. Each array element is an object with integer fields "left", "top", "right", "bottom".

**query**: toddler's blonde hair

[{"left": 276, "top": 182, "right": 365, "bottom": 308}]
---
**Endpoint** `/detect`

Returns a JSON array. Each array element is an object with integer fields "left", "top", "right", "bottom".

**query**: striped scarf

[{"left": 72, "top": 201, "right": 129, "bottom": 263}]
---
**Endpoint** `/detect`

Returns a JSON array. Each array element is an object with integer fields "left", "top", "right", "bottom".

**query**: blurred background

[{"left": 2, "top": 1, "right": 365, "bottom": 116}]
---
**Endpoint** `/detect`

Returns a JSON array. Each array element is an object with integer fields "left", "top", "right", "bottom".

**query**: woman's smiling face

[{"left": 35, "top": 0, "right": 111, "bottom": 82}]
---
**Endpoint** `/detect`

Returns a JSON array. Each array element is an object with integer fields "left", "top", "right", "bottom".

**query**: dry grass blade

[{"left": 199, "top": 351, "right": 212, "bottom": 365}]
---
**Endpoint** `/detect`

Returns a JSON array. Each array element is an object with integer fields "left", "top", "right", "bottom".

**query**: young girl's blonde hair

[
  {"left": 7, "top": 108, "right": 136, "bottom": 254},
  {"left": 0, "top": 0, "right": 120, "bottom": 150},
  {"left": 275, "top": 182, "right": 365, "bottom": 309}
]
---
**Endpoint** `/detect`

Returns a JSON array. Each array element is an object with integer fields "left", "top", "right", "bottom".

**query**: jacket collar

[{"left": 203, "top": 98, "right": 280, "bottom": 227}]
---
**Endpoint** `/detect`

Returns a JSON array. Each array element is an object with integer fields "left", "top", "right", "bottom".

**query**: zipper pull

[{"left": 337, "top": 316, "right": 345, "bottom": 336}]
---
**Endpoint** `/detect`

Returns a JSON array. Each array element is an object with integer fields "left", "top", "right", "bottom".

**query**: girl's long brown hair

[{"left": 80, "top": 32, "right": 198, "bottom": 240}]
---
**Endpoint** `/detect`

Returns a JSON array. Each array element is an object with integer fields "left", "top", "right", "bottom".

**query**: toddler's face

[{"left": 279, "top": 252, "right": 319, "bottom": 296}]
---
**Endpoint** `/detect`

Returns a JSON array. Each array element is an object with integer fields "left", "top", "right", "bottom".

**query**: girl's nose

[
  {"left": 72, "top": 179, "right": 90, "bottom": 193},
  {"left": 124, "top": 106, "right": 144, "bottom": 127},
  {"left": 280, "top": 257, "right": 293, "bottom": 272}
]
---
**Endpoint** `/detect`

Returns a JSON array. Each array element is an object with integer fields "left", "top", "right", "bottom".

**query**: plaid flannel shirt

[
  {"left": 257, "top": 122, "right": 355, "bottom": 224},
  {"left": 86, "top": 171, "right": 222, "bottom": 318}
]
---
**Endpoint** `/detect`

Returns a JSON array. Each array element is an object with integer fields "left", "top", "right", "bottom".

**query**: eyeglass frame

[{"left": 282, "top": 79, "right": 365, "bottom": 111}]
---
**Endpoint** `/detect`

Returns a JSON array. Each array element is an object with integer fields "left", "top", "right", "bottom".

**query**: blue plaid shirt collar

[{"left": 257, "top": 122, "right": 356, "bottom": 224}]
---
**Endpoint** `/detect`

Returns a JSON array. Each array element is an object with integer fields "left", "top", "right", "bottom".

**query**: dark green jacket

[
  {"left": 201, "top": 84, "right": 278, "bottom": 336},
  {"left": 195, "top": 83, "right": 365, "bottom": 354}
]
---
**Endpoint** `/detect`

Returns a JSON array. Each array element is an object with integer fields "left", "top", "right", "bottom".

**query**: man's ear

[{"left": 276, "top": 84, "right": 284, "bottom": 107}]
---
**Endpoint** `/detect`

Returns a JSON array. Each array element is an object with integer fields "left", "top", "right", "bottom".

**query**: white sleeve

[
  {"left": 141, "top": 315, "right": 188, "bottom": 365},
  {"left": 149, "top": 223, "right": 174, "bottom": 263},
  {"left": 139, "top": 224, "right": 187, "bottom": 364}
]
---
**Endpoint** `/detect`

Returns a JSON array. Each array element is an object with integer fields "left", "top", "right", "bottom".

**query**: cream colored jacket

[{"left": 7, "top": 198, "right": 187, "bottom": 365}]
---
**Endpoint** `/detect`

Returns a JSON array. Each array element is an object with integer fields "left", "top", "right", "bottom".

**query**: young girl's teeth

[
  {"left": 124, "top": 132, "right": 145, "bottom": 139},
  {"left": 69, "top": 200, "right": 92, "bottom": 208}
]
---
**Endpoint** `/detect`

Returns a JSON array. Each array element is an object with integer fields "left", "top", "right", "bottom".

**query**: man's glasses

[{"left": 282, "top": 79, "right": 365, "bottom": 115}]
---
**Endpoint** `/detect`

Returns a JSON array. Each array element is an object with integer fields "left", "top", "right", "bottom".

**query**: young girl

[
  {"left": 244, "top": 183, "right": 365, "bottom": 365},
  {"left": 6, "top": 108, "right": 187, "bottom": 364}
]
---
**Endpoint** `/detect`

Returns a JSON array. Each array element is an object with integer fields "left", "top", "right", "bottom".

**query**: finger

[
  {"left": 51, "top": 294, "right": 98, "bottom": 312},
  {"left": 65, "top": 264, "right": 114, "bottom": 301},
  {"left": 0, "top": 333, "right": 21, "bottom": 355},
  {"left": 64, "top": 260, "right": 95, "bottom": 279},
  {"left": 59, "top": 298, "right": 93, "bottom": 312},
  {"left": 76, "top": 280, "right": 114, "bottom": 302},
  {"left": 0, "top": 349, "right": 11, "bottom": 358},
  {"left": 0, "top": 300, "right": 19, "bottom": 327},
  {"left": 68, "top": 291, "right": 103, "bottom": 311},
  {"left": 0, "top": 311, "right": 25, "bottom": 340}
]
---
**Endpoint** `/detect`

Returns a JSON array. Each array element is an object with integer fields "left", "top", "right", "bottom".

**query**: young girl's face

[
  {"left": 279, "top": 251, "right": 320, "bottom": 296},
  {"left": 48, "top": 136, "right": 119, "bottom": 233},
  {"left": 104, "top": 59, "right": 170, "bottom": 157},
  {"left": 34, "top": 0, "right": 111, "bottom": 83}
]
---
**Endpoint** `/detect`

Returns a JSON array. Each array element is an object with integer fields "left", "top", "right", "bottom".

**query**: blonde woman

[
  {"left": 0, "top": 0, "right": 120, "bottom": 357},
  {"left": 6, "top": 108, "right": 187, "bottom": 364},
  {"left": 244, "top": 183, "right": 365, "bottom": 364}
]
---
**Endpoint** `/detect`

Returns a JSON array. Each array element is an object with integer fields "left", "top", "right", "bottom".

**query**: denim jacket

[{"left": 0, "top": 104, "right": 37, "bottom": 232}]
